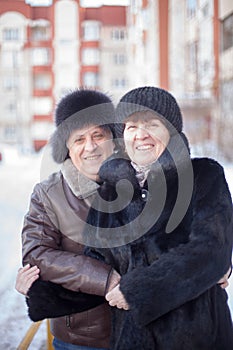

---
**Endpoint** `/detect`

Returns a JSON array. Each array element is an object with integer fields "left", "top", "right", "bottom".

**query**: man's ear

[{"left": 50, "top": 128, "right": 69, "bottom": 164}]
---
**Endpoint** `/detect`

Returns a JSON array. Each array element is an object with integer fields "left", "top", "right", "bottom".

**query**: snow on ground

[
  {"left": 0, "top": 143, "right": 232, "bottom": 349},
  {"left": 0, "top": 145, "right": 47, "bottom": 349}
]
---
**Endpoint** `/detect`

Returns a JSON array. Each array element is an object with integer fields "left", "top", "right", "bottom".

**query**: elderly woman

[{"left": 84, "top": 86, "right": 233, "bottom": 349}]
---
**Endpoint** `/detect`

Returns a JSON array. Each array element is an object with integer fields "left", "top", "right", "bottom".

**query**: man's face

[
  {"left": 67, "top": 124, "right": 114, "bottom": 181},
  {"left": 123, "top": 112, "right": 170, "bottom": 166}
]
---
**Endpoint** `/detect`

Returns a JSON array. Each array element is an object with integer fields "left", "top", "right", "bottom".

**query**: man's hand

[
  {"left": 218, "top": 267, "right": 232, "bottom": 289},
  {"left": 15, "top": 264, "right": 40, "bottom": 296},
  {"left": 105, "top": 284, "right": 129, "bottom": 310}
]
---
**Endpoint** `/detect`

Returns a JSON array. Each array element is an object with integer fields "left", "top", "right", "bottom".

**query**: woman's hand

[
  {"left": 218, "top": 267, "right": 232, "bottom": 289},
  {"left": 105, "top": 284, "right": 129, "bottom": 310},
  {"left": 15, "top": 264, "right": 40, "bottom": 296},
  {"left": 105, "top": 269, "right": 121, "bottom": 294}
]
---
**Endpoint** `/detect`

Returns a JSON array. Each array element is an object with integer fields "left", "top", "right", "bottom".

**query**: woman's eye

[
  {"left": 148, "top": 122, "right": 159, "bottom": 128},
  {"left": 126, "top": 125, "right": 136, "bottom": 130}
]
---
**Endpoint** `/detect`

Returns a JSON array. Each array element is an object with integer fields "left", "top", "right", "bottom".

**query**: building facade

[
  {"left": 218, "top": 0, "right": 233, "bottom": 160},
  {"left": 0, "top": 0, "right": 128, "bottom": 150},
  {"left": 0, "top": 0, "right": 232, "bottom": 159},
  {"left": 126, "top": 0, "right": 233, "bottom": 159}
]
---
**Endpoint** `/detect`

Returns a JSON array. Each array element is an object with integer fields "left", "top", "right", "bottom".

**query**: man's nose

[{"left": 84, "top": 136, "right": 98, "bottom": 151}]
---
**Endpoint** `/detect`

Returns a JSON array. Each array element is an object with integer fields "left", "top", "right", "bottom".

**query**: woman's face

[{"left": 123, "top": 112, "right": 170, "bottom": 166}]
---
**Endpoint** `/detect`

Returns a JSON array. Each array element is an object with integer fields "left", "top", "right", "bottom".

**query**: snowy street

[
  {"left": 0, "top": 146, "right": 46, "bottom": 349},
  {"left": 0, "top": 144, "right": 233, "bottom": 349}
]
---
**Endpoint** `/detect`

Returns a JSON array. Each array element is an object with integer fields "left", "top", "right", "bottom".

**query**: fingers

[
  {"left": 108, "top": 299, "right": 129, "bottom": 310},
  {"left": 15, "top": 264, "right": 40, "bottom": 296},
  {"left": 220, "top": 280, "right": 229, "bottom": 289},
  {"left": 105, "top": 284, "right": 129, "bottom": 310},
  {"left": 108, "top": 300, "right": 129, "bottom": 310},
  {"left": 106, "top": 270, "right": 121, "bottom": 294},
  {"left": 217, "top": 267, "right": 231, "bottom": 289}
]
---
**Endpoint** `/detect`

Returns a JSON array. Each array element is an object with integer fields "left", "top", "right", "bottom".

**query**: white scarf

[{"left": 131, "top": 161, "right": 151, "bottom": 187}]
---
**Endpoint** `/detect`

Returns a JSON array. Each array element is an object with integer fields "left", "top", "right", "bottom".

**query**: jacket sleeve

[
  {"left": 22, "top": 183, "right": 112, "bottom": 296},
  {"left": 26, "top": 279, "right": 104, "bottom": 322},
  {"left": 120, "top": 159, "right": 233, "bottom": 326}
]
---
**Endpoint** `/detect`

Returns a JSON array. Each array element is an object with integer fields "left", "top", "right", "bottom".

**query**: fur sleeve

[{"left": 120, "top": 159, "right": 233, "bottom": 326}]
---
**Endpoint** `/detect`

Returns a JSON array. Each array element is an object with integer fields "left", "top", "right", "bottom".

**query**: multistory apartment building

[
  {"left": 169, "top": 0, "right": 233, "bottom": 158},
  {"left": 1, "top": 0, "right": 232, "bottom": 159},
  {"left": 218, "top": 0, "right": 233, "bottom": 160},
  {"left": 0, "top": 1, "right": 54, "bottom": 150},
  {"left": 126, "top": 0, "right": 233, "bottom": 160},
  {"left": 125, "top": 0, "right": 162, "bottom": 90},
  {"left": 126, "top": 0, "right": 220, "bottom": 146},
  {"left": 0, "top": 0, "right": 128, "bottom": 151},
  {"left": 80, "top": 4, "right": 128, "bottom": 103},
  {"left": 169, "top": 0, "right": 220, "bottom": 146}
]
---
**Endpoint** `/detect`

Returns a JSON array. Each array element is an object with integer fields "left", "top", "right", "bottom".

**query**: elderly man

[{"left": 17, "top": 88, "right": 120, "bottom": 350}]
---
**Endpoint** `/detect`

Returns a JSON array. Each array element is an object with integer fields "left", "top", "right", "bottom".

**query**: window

[
  {"left": 131, "top": 0, "right": 138, "bottom": 14},
  {"left": 111, "top": 29, "right": 127, "bottom": 41},
  {"left": 83, "top": 21, "right": 100, "bottom": 41},
  {"left": 6, "top": 102, "right": 17, "bottom": 113},
  {"left": 31, "top": 25, "right": 50, "bottom": 41},
  {"left": 202, "top": 3, "right": 209, "bottom": 18},
  {"left": 113, "top": 53, "right": 127, "bottom": 65},
  {"left": 31, "top": 121, "right": 53, "bottom": 139},
  {"left": 5, "top": 102, "right": 17, "bottom": 121},
  {"left": 31, "top": 48, "right": 51, "bottom": 65},
  {"left": 112, "top": 78, "right": 127, "bottom": 89},
  {"left": 4, "top": 126, "right": 16, "bottom": 141},
  {"left": 1, "top": 51, "right": 22, "bottom": 68},
  {"left": 3, "top": 76, "right": 19, "bottom": 91},
  {"left": 186, "top": 0, "right": 197, "bottom": 18},
  {"left": 3, "top": 28, "right": 20, "bottom": 41},
  {"left": 188, "top": 41, "right": 197, "bottom": 73},
  {"left": 222, "top": 14, "right": 233, "bottom": 51},
  {"left": 33, "top": 97, "right": 52, "bottom": 115},
  {"left": 82, "top": 48, "right": 100, "bottom": 65},
  {"left": 34, "top": 73, "right": 52, "bottom": 90},
  {"left": 83, "top": 72, "right": 99, "bottom": 87}
]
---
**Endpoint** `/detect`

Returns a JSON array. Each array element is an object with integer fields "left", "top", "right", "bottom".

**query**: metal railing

[{"left": 17, "top": 319, "right": 54, "bottom": 350}]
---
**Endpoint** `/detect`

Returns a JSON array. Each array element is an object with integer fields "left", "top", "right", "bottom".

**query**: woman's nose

[{"left": 135, "top": 126, "right": 149, "bottom": 139}]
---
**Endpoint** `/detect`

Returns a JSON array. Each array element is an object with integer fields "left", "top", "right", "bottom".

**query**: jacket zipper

[{"left": 66, "top": 315, "right": 71, "bottom": 328}]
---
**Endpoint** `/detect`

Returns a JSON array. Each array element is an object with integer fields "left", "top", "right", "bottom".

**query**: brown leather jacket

[{"left": 22, "top": 159, "right": 112, "bottom": 348}]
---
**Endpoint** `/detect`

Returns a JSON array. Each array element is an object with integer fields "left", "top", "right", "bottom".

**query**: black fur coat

[{"left": 85, "top": 136, "right": 233, "bottom": 350}]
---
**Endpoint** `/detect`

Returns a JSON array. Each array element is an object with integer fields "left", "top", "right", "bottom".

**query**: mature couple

[{"left": 16, "top": 87, "right": 233, "bottom": 350}]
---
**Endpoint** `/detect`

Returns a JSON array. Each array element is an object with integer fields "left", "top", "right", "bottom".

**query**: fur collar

[{"left": 61, "top": 159, "right": 99, "bottom": 199}]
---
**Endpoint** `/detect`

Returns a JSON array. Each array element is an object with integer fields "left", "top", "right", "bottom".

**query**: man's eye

[
  {"left": 93, "top": 133, "right": 104, "bottom": 140},
  {"left": 74, "top": 137, "right": 84, "bottom": 144}
]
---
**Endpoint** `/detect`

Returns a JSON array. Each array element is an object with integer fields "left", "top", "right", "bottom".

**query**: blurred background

[{"left": 0, "top": 0, "right": 232, "bottom": 348}]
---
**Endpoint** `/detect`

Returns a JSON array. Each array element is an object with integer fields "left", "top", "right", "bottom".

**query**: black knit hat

[
  {"left": 115, "top": 86, "right": 183, "bottom": 136},
  {"left": 50, "top": 88, "right": 115, "bottom": 163}
]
